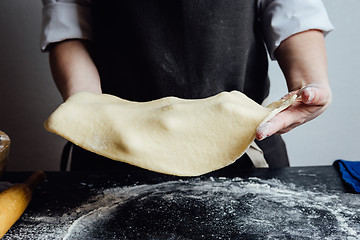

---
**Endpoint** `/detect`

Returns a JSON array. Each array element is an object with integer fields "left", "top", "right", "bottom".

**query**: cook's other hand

[
  {"left": 256, "top": 84, "right": 331, "bottom": 140},
  {"left": 256, "top": 29, "right": 332, "bottom": 140}
]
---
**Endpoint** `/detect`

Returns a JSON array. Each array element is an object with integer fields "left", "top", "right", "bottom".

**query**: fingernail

[
  {"left": 257, "top": 123, "right": 270, "bottom": 140},
  {"left": 258, "top": 135, "right": 267, "bottom": 141},
  {"left": 257, "top": 132, "right": 268, "bottom": 141},
  {"left": 306, "top": 89, "right": 314, "bottom": 103}
]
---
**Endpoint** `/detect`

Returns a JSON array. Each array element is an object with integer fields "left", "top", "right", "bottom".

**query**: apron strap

[
  {"left": 60, "top": 141, "right": 73, "bottom": 172},
  {"left": 246, "top": 141, "right": 269, "bottom": 168}
]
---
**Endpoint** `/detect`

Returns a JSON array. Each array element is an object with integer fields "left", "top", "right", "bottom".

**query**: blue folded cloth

[{"left": 333, "top": 159, "right": 360, "bottom": 193}]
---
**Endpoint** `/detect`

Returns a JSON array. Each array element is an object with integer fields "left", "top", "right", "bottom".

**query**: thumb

[{"left": 298, "top": 84, "right": 331, "bottom": 106}]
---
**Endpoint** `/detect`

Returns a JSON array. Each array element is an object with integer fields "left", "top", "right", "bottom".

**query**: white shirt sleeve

[
  {"left": 40, "top": 0, "right": 334, "bottom": 58},
  {"left": 258, "top": 0, "right": 334, "bottom": 60},
  {"left": 40, "top": 0, "right": 93, "bottom": 51}
]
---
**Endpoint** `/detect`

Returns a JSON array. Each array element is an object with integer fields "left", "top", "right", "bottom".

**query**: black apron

[{"left": 65, "top": 0, "right": 289, "bottom": 172}]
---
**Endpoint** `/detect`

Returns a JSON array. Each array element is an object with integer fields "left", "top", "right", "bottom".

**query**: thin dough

[{"left": 44, "top": 91, "right": 295, "bottom": 176}]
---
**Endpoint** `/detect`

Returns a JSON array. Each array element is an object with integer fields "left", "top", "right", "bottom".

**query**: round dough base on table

[{"left": 45, "top": 91, "right": 295, "bottom": 176}]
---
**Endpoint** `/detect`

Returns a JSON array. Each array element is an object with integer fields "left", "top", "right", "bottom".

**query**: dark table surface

[
  {"left": 1, "top": 165, "right": 350, "bottom": 191},
  {"left": 2, "top": 166, "right": 360, "bottom": 239}
]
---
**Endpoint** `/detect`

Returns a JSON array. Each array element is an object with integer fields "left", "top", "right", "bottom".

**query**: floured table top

[{"left": 2, "top": 167, "right": 360, "bottom": 240}]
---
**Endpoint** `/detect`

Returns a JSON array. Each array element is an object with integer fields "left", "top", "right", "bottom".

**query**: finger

[
  {"left": 256, "top": 108, "right": 305, "bottom": 140},
  {"left": 274, "top": 122, "right": 303, "bottom": 134},
  {"left": 298, "top": 84, "right": 331, "bottom": 106}
]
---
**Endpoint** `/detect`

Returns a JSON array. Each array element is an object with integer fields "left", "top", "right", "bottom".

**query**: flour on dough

[{"left": 44, "top": 91, "right": 295, "bottom": 176}]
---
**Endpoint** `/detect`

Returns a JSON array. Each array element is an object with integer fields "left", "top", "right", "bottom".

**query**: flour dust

[{"left": 4, "top": 178, "right": 360, "bottom": 240}]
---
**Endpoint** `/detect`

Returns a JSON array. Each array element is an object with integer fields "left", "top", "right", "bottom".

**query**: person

[{"left": 41, "top": 0, "right": 333, "bottom": 173}]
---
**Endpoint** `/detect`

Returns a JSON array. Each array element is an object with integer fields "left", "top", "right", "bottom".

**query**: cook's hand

[{"left": 256, "top": 84, "right": 331, "bottom": 140}]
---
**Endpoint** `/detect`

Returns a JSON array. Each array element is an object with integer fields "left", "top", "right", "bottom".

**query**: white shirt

[{"left": 41, "top": 0, "right": 334, "bottom": 59}]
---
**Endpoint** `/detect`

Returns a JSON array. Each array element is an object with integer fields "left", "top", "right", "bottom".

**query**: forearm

[
  {"left": 49, "top": 39, "right": 101, "bottom": 101},
  {"left": 275, "top": 30, "right": 331, "bottom": 94}
]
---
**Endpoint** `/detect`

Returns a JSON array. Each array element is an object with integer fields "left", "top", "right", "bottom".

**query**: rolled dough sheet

[{"left": 44, "top": 91, "right": 295, "bottom": 176}]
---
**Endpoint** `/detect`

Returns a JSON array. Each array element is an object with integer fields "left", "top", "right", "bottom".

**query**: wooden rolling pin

[{"left": 0, "top": 170, "right": 46, "bottom": 238}]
